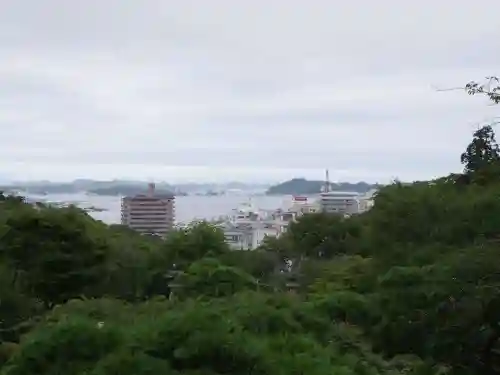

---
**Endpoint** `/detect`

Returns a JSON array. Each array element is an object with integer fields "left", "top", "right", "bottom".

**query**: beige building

[{"left": 121, "top": 183, "right": 175, "bottom": 236}]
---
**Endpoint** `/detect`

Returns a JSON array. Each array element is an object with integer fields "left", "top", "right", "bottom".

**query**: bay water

[{"left": 26, "top": 193, "right": 292, "bottom": 225}]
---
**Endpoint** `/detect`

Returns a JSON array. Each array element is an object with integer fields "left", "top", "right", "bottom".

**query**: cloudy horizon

[{"left": 1, "top": 1, "right": 499, "bottom": 183}]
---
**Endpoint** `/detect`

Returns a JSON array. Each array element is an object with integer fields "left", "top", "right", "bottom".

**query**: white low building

[
  {"left": 319, "top": 191, "right": 361, "bottom": 215},
  {"left": 221, "top": 202, "right": 274, "bottom": 250},
  {"left": 223, "top": 224, "right": 277, "bottom": 250},
  {"left": 222, "top": 192, "right": 376, "bottom": 250},
  {"left": 221, "top": 198, "right": 313, "bottom": 250},
  {"left": 318, "top": 189, "right": 378, "bottom": 215}
]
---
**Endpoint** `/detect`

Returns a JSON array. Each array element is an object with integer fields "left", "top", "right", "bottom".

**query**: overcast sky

[{"left": 1, "top": 1, "right": 499, "bottom": 183}]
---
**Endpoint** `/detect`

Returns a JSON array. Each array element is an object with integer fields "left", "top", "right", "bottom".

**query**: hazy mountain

[
  {"left": 266, "top": 178, "right": 380, "bottom": 195},
  {"left": 0, "top": 179, "right": 271, "bottom": 196}
]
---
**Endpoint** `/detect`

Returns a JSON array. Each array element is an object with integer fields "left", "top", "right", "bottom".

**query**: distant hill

[
  {"left": 87, "top": 186, "right": 175, "bottom": 196},
  {"left": 0, "top": 180, "right": 176, "bottom": 196},
  {"left": 266, "top": 178, "right": 380, "bottom": 195},
  {"left": 0, "top": 180, "right": 269, "bottom": 196}
]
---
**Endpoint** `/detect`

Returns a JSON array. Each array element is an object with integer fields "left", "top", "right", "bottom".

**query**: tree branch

[
  {"left": 466, "top": 77, "right": 500, "bottom": 104},
  {"left": 433, "top": 76, "right": 500, "bottom": 105}
]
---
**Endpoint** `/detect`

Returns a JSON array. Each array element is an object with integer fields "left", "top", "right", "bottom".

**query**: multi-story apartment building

[{"left": 121, "top": 183, "right": 175, "bottom": 237}]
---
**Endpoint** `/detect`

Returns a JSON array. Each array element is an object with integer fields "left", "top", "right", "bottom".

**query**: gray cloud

[{"left": 0, "top": 0, "right": 499, "bottom": 182}]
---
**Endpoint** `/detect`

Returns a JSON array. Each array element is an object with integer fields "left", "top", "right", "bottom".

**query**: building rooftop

[
  {"left": 122, "top": 183, "right": 175, "bottom": 200},
  {"left": 128, "top": 193, "right": 175, "bottom": 199},
  {"left": 320, "top": 191, "right": 359, "bottom": 197}
]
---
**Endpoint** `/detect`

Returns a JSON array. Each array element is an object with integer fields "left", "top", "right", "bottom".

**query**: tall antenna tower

[{"left": 324, "top": 169, "right": 330, "bottom": 193}]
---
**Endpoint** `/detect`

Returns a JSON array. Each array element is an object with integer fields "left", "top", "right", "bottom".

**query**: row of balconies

[
  {"left": 123, "top": 212, "right": 174, "bottom": 217},
  {"left": 122, "top": 199, "right": 174, "bottom": 206},
  {"left": 128, "top": 219, "right": 174, "bottom": 225},
  {"left": 130, "top": 224, "right": 173, "bottom": 231}
]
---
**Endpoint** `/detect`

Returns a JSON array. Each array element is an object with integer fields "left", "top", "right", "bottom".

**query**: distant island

[
  {"left": 0, "top": 179, "right": 381, "bottom": 196},
  {"left": 0, "top": 180, "right": 177, "bottom": 196},
  {"left": 266, "top": 178, "right": 380, "bottom": 195},
  {"left": 0, "top": 179, "right": 270, "bottom": 196},
  {"left": 87, "top": 186, "right": 183, "bottom": 196}
]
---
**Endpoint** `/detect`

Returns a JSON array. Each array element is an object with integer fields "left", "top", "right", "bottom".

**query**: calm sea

[{"left": 26, "top": 193, "right": 293, "bottom": 225}]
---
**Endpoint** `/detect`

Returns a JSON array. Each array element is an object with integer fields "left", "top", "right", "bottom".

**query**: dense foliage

[{"left": 0, "top": 83, "right": 499, "bottom": 374}]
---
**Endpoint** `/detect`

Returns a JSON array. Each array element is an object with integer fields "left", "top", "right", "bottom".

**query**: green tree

[
  {"left": 218, "top": 249, "right": 283, "bottom": 281},
  {"left": 1, "top": 318, "right": 123, "bottom": 375},
  {"left": 174, "top": 257, "right": 261, "bottom": 299},
  {"left": 0, "top": 265, "right": 41, "bottom": 344},
  {"left": 264, "top": 213, "right": 364, "bottom": 262},
  {"left": 460, "top": 124, "right": 500, "bottom": 175},
  {"left": 102, "top": 225, "right": 167, "bottom": 301},
  {"left": 162, "top": 222, "right": 229, "bottom": 269},
  {"left": 4, "top": 294, "right": 423, "bottom": 375},
  {"left": 0, "top": 206, "right": 110, "bottom": 307}
]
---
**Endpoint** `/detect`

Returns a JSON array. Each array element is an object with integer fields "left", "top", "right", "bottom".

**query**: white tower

[{"left": 324, "top": 169, "right": 331, "bottom": 193}]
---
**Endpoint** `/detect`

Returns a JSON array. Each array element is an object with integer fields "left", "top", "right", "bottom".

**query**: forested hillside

[
  {"left": 0, "top": 80, "right": 499, "bottom": 374},
  {"left": 266, "top": 178, "right": 378, "bottom": 195}
]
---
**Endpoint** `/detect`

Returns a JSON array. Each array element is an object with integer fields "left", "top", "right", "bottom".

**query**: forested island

[
  {"left": 0, "top": 180, "right": 268, "bottom": 196},
  {"left": 0, "top": 180, "right": 177, "bottom": 196},
  {"left": 87, "top": 185, "right": 181, "bottom": 196},
  {"left": 266, "top": 178, "right": 380, "bottom": 195},
  {"left": 0, "top": 81, "right": 498, "bottom": 374}
]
